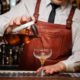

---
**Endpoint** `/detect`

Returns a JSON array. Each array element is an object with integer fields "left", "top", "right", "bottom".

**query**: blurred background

[{"left": 0, "top": 0, "right": 21, "bottom": 14}]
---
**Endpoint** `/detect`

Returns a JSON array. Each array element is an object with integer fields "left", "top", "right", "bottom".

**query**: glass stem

[{"left": 40, "top": 63, "right": 45, "bottom": 77}]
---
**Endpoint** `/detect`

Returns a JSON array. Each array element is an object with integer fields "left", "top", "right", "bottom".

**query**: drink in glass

[{"left": 33, "top": 48, "right": 52, "bottom": 76}]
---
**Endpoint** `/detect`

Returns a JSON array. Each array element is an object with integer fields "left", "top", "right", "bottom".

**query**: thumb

[{"left": 31, "top": 16, "right": 36, "bottom": 22}]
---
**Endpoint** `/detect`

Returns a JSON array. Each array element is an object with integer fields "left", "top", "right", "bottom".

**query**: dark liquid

[{"left": 39, "top": 37, "right": 45, "bottom": 50}]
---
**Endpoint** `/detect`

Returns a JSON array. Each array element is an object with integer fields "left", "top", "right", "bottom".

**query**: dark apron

[{"left": 20, "top": 0, "right": 75, "bottom": 70}]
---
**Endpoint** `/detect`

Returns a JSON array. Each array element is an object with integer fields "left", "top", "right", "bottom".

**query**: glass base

[{"left": 37, "top": 70, "right": 45, "bottom": 77}]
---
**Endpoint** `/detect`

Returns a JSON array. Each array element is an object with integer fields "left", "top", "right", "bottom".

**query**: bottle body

[{"left": 4, "top": 24, "right": 39, "bottom": 45}]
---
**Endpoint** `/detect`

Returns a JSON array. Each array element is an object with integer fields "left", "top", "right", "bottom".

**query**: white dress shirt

[{"left": 0, "top": 0, "right": 80, "bottom": 73}]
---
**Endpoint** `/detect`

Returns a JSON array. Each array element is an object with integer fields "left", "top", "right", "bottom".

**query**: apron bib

[{"left": 20, "top": 0, "right": 75, "bottom": 70}]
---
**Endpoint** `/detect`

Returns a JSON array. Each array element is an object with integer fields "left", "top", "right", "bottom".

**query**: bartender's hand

[
  {"left": 5, "top": 16, "right": 35, "bottom": 34},
  {"left": 36, "top": 61, "right": 66, "bottom": 74}
]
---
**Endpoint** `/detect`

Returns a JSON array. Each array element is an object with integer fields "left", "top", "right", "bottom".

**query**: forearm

[{"left": 63, "top": 9, "right": 80, "bottom": 72}]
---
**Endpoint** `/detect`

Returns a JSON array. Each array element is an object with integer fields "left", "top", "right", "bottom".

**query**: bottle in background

[
  {"left": 0, "top": 0, "right": 10, "bottom": 14},
  {"left": 0, "top": 0, "right": 1, "bottom": 14}
]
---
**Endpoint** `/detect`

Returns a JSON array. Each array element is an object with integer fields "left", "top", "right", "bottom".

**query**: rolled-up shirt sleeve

[
  {"left": 62, "top": 53, "right": 80, "bottom": 72},
  {"left": 62, "top": 9, "right": 80, "bottom": 72}
]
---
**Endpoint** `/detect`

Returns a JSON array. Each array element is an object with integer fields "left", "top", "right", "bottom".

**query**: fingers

[
  {"left": 36, "top": 67, "right": 43, "bottom": 73},
  {"left": 20, "top": 16, "right": 31, "bottom": 24},
  {"left": 31, "top": 16, "right": 36, "bottom": 22},
  {"left": 14, "top": 17, "right": 21, "bottom": 26},
  {"left": 36, "top": 66, "right": 53, "bottom": 74},
  {"left": 5, "top": 16, "right": 34, "bottom": 33},
  {"left": 36, "top": 62, "right": 66, "bottom": 75},
  {"left": 9, "top": 16, "right": 35, "bottom": 27},
  {"left": 43, "top": 65, "right": 56, "bottom": 74},
  {"left": 9, "top": 16, "right": 30, "bottom": 26}
]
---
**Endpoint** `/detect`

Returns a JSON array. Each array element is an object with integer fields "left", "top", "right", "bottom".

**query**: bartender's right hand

[{"left": 5, "top": 16, "right": 35, "bottom": 34}]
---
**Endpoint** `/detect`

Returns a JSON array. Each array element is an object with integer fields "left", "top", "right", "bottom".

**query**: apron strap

[
  {"left": 33, "top": 0, "right": 76, "bottom": 29},
  {"left": 33, "top": 0, "right": 41, "bottom": 22},
  {"left": 66, "top": 7, "right": 76, "bottom": 29}
]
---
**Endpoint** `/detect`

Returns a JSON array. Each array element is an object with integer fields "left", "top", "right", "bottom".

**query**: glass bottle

[
  {"left": 1, "top": 0, "right": 10, "bottom": 14},
  {"left": 1, "top": 44, "right": 6, "bottom": 65},
  {"left": 8, "top": 49, "right": 13, "bottom": 65},
  {"left": 13, "top": 46, "right": 19, "bottom": 65},
  {"left": 0, "top": 45, "right": 2, "bottom": 64}
]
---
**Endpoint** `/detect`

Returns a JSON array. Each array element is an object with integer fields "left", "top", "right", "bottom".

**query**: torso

[{"left": 20, "top": 0, "right": 75, "bottom": 70}]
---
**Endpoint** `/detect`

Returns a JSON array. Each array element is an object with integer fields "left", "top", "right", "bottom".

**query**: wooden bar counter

[
  {"left": 0, "top": 71, "right": 80, "bottom": 80},
  {"left": 0, "top": 75, "right": 80, "bottom": 80},
  {"left": 0, "top": 77, "right": 80, "bottom": 80}
]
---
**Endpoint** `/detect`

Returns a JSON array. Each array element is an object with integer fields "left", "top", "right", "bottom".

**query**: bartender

[{"left": 0, "top": 0, "right": 80, "bottom": 75}]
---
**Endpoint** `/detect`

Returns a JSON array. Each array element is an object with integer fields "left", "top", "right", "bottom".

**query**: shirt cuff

[{"left": 62, "top": 60, "right": 75, "bottom": 72}]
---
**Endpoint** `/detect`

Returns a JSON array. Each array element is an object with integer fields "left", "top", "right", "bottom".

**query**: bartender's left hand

[{"left": 36, "top": 61, "right": 66, "bottom": 74}]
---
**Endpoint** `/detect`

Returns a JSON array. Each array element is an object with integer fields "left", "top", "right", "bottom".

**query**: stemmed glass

[{"left": 33, "top": 48, "right": 52, "bottom": 76}]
